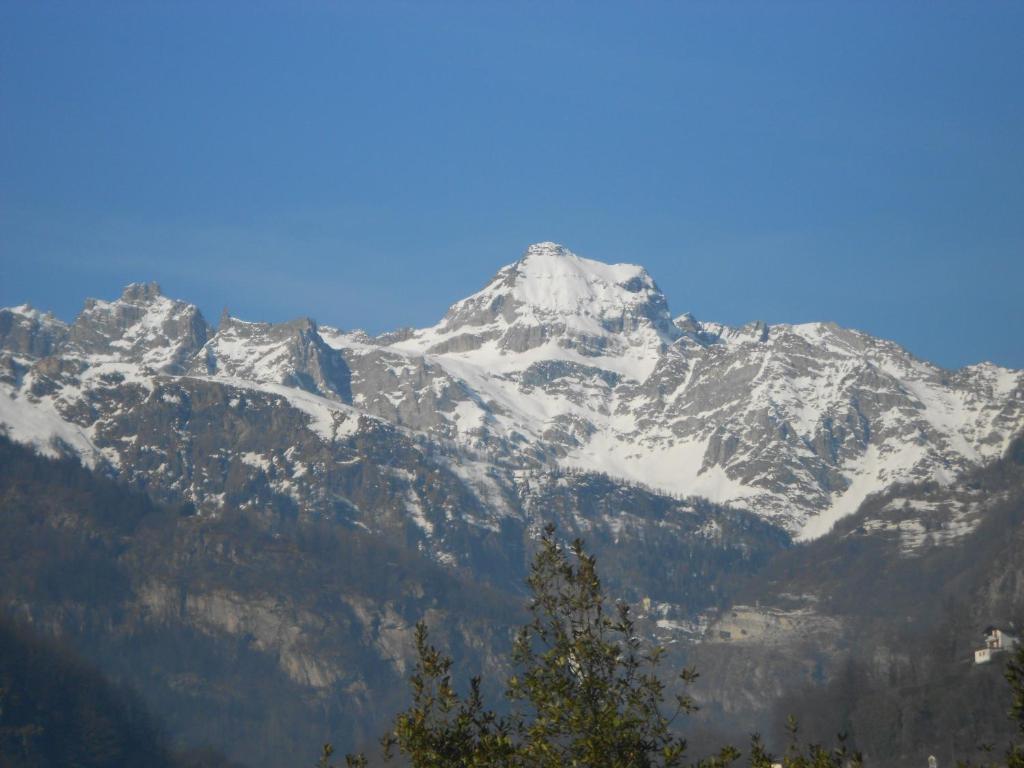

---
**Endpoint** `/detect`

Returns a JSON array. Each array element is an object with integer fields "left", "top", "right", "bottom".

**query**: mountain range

[
  {"left": 2, "top": 242, "right": 1021, "bottom": 543},
  {"left": 1, "top": 242, "right": 1023, "bottom": 766}
]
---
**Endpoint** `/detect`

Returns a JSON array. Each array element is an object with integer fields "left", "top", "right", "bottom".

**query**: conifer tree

[
  {"left": 347, "top": 524, "right": 735, "bottom": 767},
  {"left": 377, "top": 621, "right": 514, "bottom": 767},
  {"left": 747, "top": 717, "right": 862, "bottom": 768},
  {"left": 951, "top": 635, "right": 1024, "bottom": 768},
  {"left": 504, "top": 525, "right": 724, "bottom": 767},
  {"left": 334, "top": 524, "right": 900, "bottom": 767},
  {"left": 1006, "top": 639, "right": 1024, "bottom": 768}
]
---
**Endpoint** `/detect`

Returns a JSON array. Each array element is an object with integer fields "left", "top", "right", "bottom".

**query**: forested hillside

[
  {"left": 0, "top": 436, "right": 521, "bottom": 766},
  {"left": 683, "top": 437, "right": 1024, "bottom": 765},
  {"left": 0, "top": 614, "right": 241, "bottom": 767},
  {"left": 2, "top": 430, "right": 1023, "bottom": 765}
]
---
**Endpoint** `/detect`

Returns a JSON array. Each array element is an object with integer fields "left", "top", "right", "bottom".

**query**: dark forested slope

[
  {"left": 0, "top": 613, "right": 243, "bottom": 768},
  {"left": 0, "top": 436, "right": 521, "bottom": 766},
  {"left": 0, "top": 432, "right": 787, "bottom": 766},
  {"left": 684, "top": 436, "right": 1024, "bottom": 766},
  {"left": 3, "top": 427, "right": 1022, "bottom": 767}
]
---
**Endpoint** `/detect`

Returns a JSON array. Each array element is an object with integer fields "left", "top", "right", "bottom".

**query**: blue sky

[{"left": 1, "top": 2, "right": 1022, "bottom": 369}]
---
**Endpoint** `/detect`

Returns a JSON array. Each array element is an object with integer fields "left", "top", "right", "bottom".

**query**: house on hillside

[{"left": 974, "top": 626, "right": 1019, "bottom": 664}]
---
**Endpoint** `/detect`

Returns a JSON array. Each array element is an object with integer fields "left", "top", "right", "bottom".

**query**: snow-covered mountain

[{"left": 1, "top": 242, "right": 1022, "bottom": 542}]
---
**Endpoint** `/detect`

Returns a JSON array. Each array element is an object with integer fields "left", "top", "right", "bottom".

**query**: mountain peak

[
  {"left": 513, "top": 242, "right": 649, "bottom": 294},
  {"left": 66, "top": 285, "right": 209, "bottom": 373},
  {"left": 457, "top": 242, "right": 663, "bottom": 320},
  {"left": 520, "top": 241, "right": 574, "bottom": 260},
  {"left": 432, "top": 243, "right": 673, "bottom": 333},
  {"left": 400, "top": 243, "right": 679, "bottom": 368},
  {"left": 120, "top": 282, "right": 163, "bottom": 304},
  {"left": 501, "top": 243, "right": 676, "bottom": 337}
]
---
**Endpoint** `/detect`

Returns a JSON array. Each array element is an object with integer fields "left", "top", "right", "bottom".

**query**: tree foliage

[
  {"left": 341, "top": 525, "right": 746, "bottom": 767},
  {"left": 504, "top": 528, "right": 706, "bottom": 767},
  {"left": 376, "top": 621, "right": 514, "bottom": 767},
  {"left": 952, "top": 639, "right": 1024, "bottom": 768},
  {"left": 0, "top": 613, "right": 240, "bottom": 768},
  {"left": 746, "top": 718, "right": 861, "bottom": 768},
  {"left": 1001, "top": 638, "right": 1024, "bottom": 768},
  {"left": 333, "top": 524, "right": 874, "bottom": 767}
]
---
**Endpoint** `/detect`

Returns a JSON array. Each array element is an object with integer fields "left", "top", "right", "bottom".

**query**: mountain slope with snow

[{"left": 1, "top": 244, "right": 1021, "bottom": 541}]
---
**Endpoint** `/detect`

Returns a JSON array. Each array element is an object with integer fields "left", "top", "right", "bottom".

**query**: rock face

[
  {"left": 0, "top": 305, "right": 70, "bottom": 388},
  {"left": 190, "top": 314, "right": 352, "bottom": 401},
  {"left": 1, "top": 243, "right": 1022, "bottom": 545},
  {"left": 62, "top": 282, "right": 210, "bottom": 374},
  {"left": 0, "top": 304, "right": 68, "bottom": 359}
]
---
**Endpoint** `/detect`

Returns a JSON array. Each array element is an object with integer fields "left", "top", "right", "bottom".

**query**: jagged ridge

[{"left": 0, "top": 244, "right": 1022, "bottom": 541}]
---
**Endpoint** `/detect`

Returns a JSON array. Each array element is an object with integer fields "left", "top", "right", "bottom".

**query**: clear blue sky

[{"left": 1, "top": 2, "right": 1022, "bottom": 369}]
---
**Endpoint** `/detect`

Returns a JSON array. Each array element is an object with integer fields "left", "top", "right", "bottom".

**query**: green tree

[
  {"left": 1006, "top": 638, "right": 1024, "bottom": 768},
  {"left": 955, "top": 637, "right": 1024, "bottom": 768},
  {"left": 505, "top": 526, "right": 726, "bottom": 767},
  {"left": 747, "top": 717, "right": 862, "bottom": 768},
  {"left": 335, "top": 524, "right": 868, "bottom": 767},
  {"left": 345, "top": 524, "right": 735, "bottom": 767},
  {"left": 378, "top": 621, "right": 515, "bottom": 767}
]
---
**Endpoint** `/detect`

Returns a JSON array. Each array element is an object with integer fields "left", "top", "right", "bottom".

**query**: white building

[{"left": 974, "top": 626, "right": 1019, "bottom": 664}]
